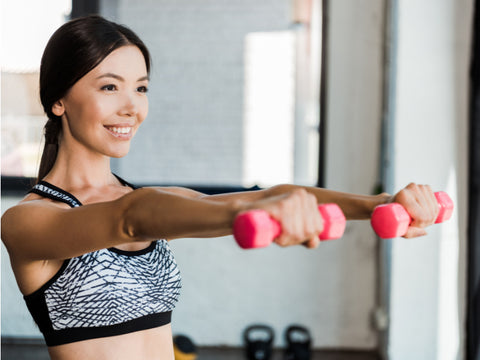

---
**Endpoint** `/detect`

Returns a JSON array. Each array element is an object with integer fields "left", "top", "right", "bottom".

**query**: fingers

[
  {"left": 394, "top": 183, "right": 439, "bottom": 238},
  {"left": 403, "top": 227, "right": 427, "bottom": 239},
  {"left": 265, "top": 189, "right": 324, "bottom": 249},
  {"left": 303, "top": 236, "right": 321, "bottom": 249}
]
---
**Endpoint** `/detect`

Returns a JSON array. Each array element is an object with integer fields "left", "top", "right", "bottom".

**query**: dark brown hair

[{"left": 37, "top": 15, "right": 151, "bottom": 182}]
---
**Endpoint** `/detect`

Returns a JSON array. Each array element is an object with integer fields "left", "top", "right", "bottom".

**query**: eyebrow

[{"left": 95, "top": 73, "right": 149, "bottom": 82}]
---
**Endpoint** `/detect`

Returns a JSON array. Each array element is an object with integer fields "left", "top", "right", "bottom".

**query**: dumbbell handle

[
  {"left": 233, "top": 204, "right": 346, "bottom": 249},
  {"left": 371, "top": 191, "right": 454, "bottom": 239}
]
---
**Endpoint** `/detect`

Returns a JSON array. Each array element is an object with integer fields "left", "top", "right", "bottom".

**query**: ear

[{"left": 51, "top": 100, "right": 65, "bottom": 117}]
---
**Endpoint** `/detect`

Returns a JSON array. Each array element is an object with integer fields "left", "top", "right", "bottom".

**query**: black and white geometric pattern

[
  {"left": 31, "top": 182, "right": 82, "bottom": 208},
  {"left": 45, "top": 240, "right": 181, "bottom": 330},
  {"left": 26, "top": 180, "right": 182, "bottom": 335}
]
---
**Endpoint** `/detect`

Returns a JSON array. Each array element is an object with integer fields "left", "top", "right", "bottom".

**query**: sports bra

[{"left": 23, "top": 177, "right": 182, "bottom": 346}]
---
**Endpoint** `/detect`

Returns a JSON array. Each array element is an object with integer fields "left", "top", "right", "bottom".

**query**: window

[
  {"left": 1, "top": 0, "right": 71, "bottom": 183},
  {"left": 2, "top": 0, "right": 325, "bottom": 194}
]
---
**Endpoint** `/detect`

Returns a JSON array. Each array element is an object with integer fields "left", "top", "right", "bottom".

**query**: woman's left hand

[{"left": 391, "top": 183, "right": 439, "bottom": 238}]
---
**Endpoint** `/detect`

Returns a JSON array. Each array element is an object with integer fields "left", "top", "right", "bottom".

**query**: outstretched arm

[
  {"left": 1, "top": 181, "right": 438, "bottom": 262},
  {"left": 1, "top": 186, "right": 322, "bottom": 262},
  {"left": 164, "top": 182, "right": 439, "bottom": 238}
]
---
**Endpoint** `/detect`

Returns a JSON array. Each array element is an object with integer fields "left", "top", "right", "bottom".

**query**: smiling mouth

[{"left": 104, "top": 126, "right": 133, "bottom": 138}]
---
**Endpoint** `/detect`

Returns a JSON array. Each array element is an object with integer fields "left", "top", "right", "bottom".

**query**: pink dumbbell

[
  {"left": 371, "top": 191, "right": 454, "bottom": 239},
  {"left": 233, "top": 204, "right": 346, "bottom": 249}
]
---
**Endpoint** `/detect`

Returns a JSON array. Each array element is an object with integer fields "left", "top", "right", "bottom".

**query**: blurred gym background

[{"left": 1, "top": 0, "right": 477, "bottom": 359}]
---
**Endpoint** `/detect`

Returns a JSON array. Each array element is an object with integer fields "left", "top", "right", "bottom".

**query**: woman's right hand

[{"left": 248, "top": 188, "right": 325, "bottom": 249}]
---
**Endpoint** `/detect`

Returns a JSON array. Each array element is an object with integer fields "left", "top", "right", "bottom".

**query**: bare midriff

[{"left": 48, "top": 324, "right": 174, "bottom": 360}]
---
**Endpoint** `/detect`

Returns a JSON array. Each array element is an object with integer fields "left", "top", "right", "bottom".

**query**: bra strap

[
  {"left": 29, "top": 181, "right": 82, "bottom": 208},
  {"left": 30, "top": 175, "right": 136, "bottom": 208},
  {"left": 113, "top": 174, "right": 139, "bottom": 189}
]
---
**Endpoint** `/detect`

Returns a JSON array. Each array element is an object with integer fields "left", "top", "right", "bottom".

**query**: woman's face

[{"left": 53, "top": 45, "right": 149, "bottom": 158}]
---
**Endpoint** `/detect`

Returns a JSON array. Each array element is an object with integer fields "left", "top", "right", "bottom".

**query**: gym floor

[{"left": 2, "top": 340, "right": 380, "bottom": 360}]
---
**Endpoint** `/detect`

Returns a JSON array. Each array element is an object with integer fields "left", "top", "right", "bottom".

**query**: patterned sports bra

[{"left": 24, "top": 178, "right": 182, "bottom": 346}]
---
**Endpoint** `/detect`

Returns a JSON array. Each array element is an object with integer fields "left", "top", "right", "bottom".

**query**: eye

[
  {"left": 137, "top": 86, "right": 149, "bottom": 93},
  {"left": 101, "top": 84, "right": 117, "bottom": 91}
]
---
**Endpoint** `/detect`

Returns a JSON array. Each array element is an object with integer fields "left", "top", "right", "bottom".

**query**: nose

[{"left": 120, "top": 91, "right": 138, "bottom": 117}]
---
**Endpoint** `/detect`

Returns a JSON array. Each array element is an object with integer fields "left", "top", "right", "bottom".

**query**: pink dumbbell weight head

[
  {"left": 371, "top": 191, "right": 454, "bottom": 239},
  {"left": 233, "top": 203, "right": 346, "bottom": 249}
]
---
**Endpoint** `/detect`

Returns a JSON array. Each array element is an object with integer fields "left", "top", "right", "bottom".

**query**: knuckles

[
  {"left": 398, "top": 183, "right": 438, "bottom": 229},
  {"left": 271, "top": 189, "right": 322, "bottom": 248}
]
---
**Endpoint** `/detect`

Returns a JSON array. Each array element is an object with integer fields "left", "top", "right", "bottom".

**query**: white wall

[{"left": 387, "top": 0, "right": 471, "bottom": 359}]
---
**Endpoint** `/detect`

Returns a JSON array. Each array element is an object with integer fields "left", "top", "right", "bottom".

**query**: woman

[{"left": 1, "top": 15, "right": 439, "bottom": 360}]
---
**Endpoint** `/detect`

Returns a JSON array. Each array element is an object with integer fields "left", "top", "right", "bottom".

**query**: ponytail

[{"left": 36, "top": 118, "right": 61, "bottom": 182}]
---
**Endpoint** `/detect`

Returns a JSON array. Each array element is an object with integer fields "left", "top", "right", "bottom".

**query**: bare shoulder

[
  {"left": 1, "top": 196, "right": 66, "bottom": 246},
  {"left": 150, "top": 186, "right": 206, "bottom": 199},
  {"left": 1, "top": 197, "right": 69, "bottom": 294},
  {"left": 2, "top": 188, "right": 139, "bottom": 263}
]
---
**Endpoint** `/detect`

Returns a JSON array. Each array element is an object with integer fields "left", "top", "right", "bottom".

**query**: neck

[{"left": 44, "top": 142, "right": 117, "bottom": 190}]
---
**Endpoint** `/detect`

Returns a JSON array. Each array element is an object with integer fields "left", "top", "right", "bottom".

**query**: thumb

[{"left": 403, "top": 227, "right": 427, "bottom": 239}]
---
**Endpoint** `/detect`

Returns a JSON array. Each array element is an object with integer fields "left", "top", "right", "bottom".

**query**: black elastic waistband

[{"left": 44, "top": 311, "right": 172, "bottom": 347}]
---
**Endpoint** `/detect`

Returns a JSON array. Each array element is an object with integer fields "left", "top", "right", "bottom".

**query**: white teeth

[{"left": 109, "top": 127, "right": 132, "bottom": 134}]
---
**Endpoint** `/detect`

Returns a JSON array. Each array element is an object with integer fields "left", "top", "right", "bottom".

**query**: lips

[{"left": 104, "top": 125, "right": 133, "bottom": 139}]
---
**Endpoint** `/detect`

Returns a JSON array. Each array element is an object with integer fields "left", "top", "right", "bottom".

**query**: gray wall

[{"left": 107, "top": 0, "right": 293, "bottom": 185}]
